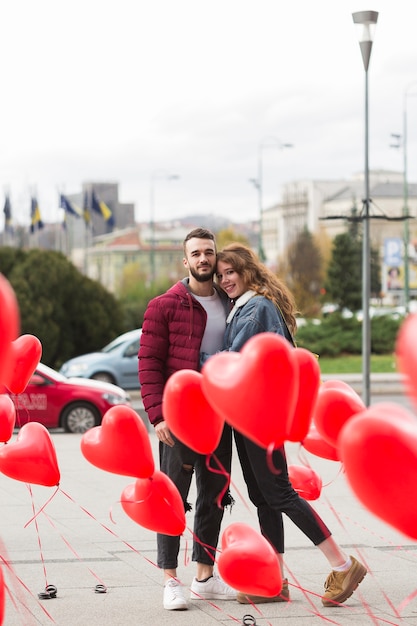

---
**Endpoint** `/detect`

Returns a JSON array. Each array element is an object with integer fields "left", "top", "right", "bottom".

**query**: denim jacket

[{"left": 223, "top": 291, "right": 294, "bottom": 352}]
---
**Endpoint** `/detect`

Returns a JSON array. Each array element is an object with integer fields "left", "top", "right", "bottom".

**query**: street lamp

[
  {"left": 402, "top": 82, "right": 417, "bottom": 313},
  {"left": 352, "top": 9, "right": 378, "bottom": 407},
  {"left": 250, "top": 137, "right": 293, "bottom": 260},
  {"left": 150, "top": 171, "right": 180, "bottom": 283}
]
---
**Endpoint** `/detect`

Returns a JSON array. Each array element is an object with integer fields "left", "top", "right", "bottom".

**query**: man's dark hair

[{"left": 183, "top": 228, "right": 216, "bottom": 254}]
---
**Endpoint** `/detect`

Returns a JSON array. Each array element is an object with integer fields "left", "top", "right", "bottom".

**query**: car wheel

[
  {"left": 91, "top": 372, "right": 116, "bottom": 385},
  {"left": 61, "top": 402, "right": 101, "bottom": 434}
]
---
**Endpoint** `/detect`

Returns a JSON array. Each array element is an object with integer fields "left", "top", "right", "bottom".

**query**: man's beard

[{"left": 189, "top": 266, "right": 215, "bottom": 282}]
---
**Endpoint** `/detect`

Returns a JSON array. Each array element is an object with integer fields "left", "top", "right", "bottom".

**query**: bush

[
  {"left": 371, "top": 315, "right": 404, "bottom": 354},
  {"left": 295, "top": 313, "right": 403, "bottom": 357}
]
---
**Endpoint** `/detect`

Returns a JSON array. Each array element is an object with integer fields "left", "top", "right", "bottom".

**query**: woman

[{"left": 216, "top": 243, "right": 366, "bottom": 607}]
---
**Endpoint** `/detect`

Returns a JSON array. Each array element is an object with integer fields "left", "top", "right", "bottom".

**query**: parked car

[
  {"left": 59, "top": 329, "right": 142, "bottom": 389},
  {"left": 11, "top": 363, "right": 131, "bottom": 434}
]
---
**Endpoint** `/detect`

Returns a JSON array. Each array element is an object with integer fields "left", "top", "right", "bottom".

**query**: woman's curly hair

[{"left": 217, "top": 243, "right": 298, "bottom": 336}]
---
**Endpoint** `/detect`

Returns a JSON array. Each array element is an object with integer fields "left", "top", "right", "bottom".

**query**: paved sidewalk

[{"left": 1, "top": 426, "right": 417, "bottom": 626}]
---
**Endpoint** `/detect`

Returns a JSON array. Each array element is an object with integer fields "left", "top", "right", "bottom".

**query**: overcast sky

[{"left": 1, "top": 0, "right": 417, "bottom": 228}]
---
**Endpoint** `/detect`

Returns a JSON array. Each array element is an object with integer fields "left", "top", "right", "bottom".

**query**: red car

[{"left": 11, "top": 363, "right": 131, "bottom": 434}]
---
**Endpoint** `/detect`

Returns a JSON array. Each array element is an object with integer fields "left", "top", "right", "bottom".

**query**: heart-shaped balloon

[
  {"left": 162, "top": 369, "right": 224, "bottom": 454},
  {"left": 286, "top": 348, "right": 321, "bottom": 442},
  {"left": 0, "top": 394, "right": 16, "bottom": 443},
  {"left": 0, "top": 274, "right": 20, "bottom": 389},
  {"left": 288, "top": 464, "right": 322, "bottom": 500},
  {"left": 5, "top": 334, "right": 43, "bottom": 395},
  {"left": 0, "top": 422, "right": 60, "bottom": 486},
  {"left": 202, "top": 333, "right": 298, "bottom": 449},
  {"left": 312, "top": 380, "right": 366, "bottom": 448},
  {"left": 81, "top": 405, "right": 154, "bottom": 478},
  {"left": 396, "top": 313, "right": 417, "bottom": 410},
  {"left": 121, "top": 470, "right": 186, "bottom": 535},
  {"left": 218, "top": 522, "right": 282, "bottom": 596},
  {"left": 339, "top": 402, "right": 417, "bottom": 539},
  {"left": 302, "top": 423, "right": 340, "bottom": 461}
]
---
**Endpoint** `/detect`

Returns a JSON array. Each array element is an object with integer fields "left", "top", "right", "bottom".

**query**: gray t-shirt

[{"left": 193, "top": 290, "right": 226, "bottom": 364}]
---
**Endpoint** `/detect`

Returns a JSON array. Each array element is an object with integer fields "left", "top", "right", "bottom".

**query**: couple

[{"left": 138, "top": 227, "right": 366, "bottom": 612}]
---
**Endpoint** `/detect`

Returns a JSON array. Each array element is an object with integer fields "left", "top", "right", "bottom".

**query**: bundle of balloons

[
  {"left": 3, "top": 266, "right": 417, "bottom": 603},
  {"left": 160, "top": 322, "right": 417, "bottom": 594}
]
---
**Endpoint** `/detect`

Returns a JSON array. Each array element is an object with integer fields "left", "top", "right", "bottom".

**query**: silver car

[{"left": 60, "top": 329, "right": 141, "bottom": 389}]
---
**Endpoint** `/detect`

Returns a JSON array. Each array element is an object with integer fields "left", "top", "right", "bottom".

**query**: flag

[
  {"left": 60, "top": 194, "right": 83, "bottom": 218},
  {"left": 91, "top": 191, "right": 114, "bottom": 228},
  {"left": 3, "top": 195, "right": 13, "bottom": 233},
  {"left": 30, "top": 197, "right": 44, "bottom": 233},
  {"left": 83, "top": 191, "right": 91, "bottom": 226}
]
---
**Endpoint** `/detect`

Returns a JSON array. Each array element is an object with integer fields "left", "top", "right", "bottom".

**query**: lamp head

[{"left": 352, "top": 10, "right": 378, "bottom": 71}]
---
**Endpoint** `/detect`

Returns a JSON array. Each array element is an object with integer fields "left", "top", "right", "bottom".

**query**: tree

[
  {"left": 281, "top": 229, "right": 323, "bottom": 317},
  {"left": 324, "top": 232, "right": 362, "bottom": 311},
  {"left": 2, "top": 248, "right": 125, "bottom": 369},
  {"left": 216, "top": 228, "right": 250, "bottom": 250}
]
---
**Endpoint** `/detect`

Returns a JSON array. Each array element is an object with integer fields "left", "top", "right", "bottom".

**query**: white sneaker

[
  {"left": 163, "top": 579, "right": 188, "bottom": 610},
  {"left": 190, "top": 572, "right": 237, "bottom": 600}
]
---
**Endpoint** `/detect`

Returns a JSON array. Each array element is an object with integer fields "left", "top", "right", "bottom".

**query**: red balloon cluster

[
  {"left": 163, "top": 333, "right": 321, "bottom": 453},
  {"left": 161, "top": 323, "right": 417, "bottom": 543},
  {"left": 0, "top": 275, "right": 58, "bottom": 493},
  {"left": 80, "top": 405, "right": 186, "bottom": 535}
]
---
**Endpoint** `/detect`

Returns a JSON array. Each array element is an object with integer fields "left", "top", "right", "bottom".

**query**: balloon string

[
  {"left": 37, "top": 506, "right": 107, "bottom": 589},
  {"left": 209, "top": 453, "right": 231, "bottom": 509},
  {"left": 0, "top": 556, "right": 56, "bottom": 623},
  {"left": 296, "top": 444, "right": 343, "bottom": 488},
  {"left": 266, "top": 442, "right": 282, "bottom": 475},
  {"left": 27, "top": 484, "right": 49, "bottom": 588},
  {"left": 23, "top": 485, "right": 59, "bottom": 528},
  {"left": 59, "top": 488, "right": 159, "bottom": 570}
]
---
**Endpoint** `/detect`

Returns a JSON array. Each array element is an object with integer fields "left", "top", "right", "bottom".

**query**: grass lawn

[{"left": 317, "top": 353, "right": 399, "bottom": 375}]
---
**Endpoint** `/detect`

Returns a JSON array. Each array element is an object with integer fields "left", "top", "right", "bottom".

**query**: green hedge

[{"left": 295, "top": 313, "right": 404, "bottom": 357}]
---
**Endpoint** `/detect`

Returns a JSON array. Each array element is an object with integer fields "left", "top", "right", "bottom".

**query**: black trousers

[
  {"left": 234, "top": 430, "right": 331, "bottom": 554},
  {"left": 157, "top": 424, "right": 232, "bottom": 569}
]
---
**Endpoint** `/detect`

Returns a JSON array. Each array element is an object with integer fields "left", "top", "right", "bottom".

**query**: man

[{"left": 138, "top": 228, "right": 235, "bottom": 611}]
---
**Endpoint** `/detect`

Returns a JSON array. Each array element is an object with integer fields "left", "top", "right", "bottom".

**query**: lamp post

[
  {"left": 402, "top": 82, "right": 417, "bottom": 313},
  {"left": 352, "top": 10, "right": 378, "bottom": 407},
  {"left": 250, "top": 137, "right": 293, "bottom": 260},
  {"left": 149, "top": 171, "right": 180, "bottom": 283}
]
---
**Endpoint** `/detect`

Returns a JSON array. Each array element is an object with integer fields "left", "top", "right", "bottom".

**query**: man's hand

[{"left": 155, "top": 421, "right": 175, "bottom": 447}]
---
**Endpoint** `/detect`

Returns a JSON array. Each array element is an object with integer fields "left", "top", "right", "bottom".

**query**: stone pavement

[{"left": 1, "top": 421, "right": 417, "bottom": 626}]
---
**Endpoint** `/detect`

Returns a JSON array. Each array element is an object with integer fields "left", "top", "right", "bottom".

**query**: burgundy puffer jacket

[{"left": 138, "top": 279, "right": 228, "bottom": 426}]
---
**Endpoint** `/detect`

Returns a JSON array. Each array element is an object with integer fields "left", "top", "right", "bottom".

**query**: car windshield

[
  {"left": 37, "top": 362, "right": 67, "bottom": 382},
  {"left": 101, "top": 333, "right": 138, "bottom": 354}
]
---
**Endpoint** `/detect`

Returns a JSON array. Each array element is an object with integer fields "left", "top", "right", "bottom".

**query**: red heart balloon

[
  {"left": 0, "top": 394, "right": 16, "bottom": 443},
  {"left": 312, "top": 382, "right": 366, "bottom": 448},
  {"left": 302, "top": 423, "right": 340, "bottom": 461},
  {"left": 5, "top": 334, "right": 43, "bottom": 395},
  {"left": 288, "top": 464, "right": 322, "bottom": 500},
  {"left": 163, "top": 369, "right": 225, "bottom": 454},
  {"left": 286, "top": 348, "right": 320, "bottom": 442},
  {"left": 218, "top": 522, "right": 282, "bottom": 596},
  {"left": 81, "top": 405, "right": 154, "bottom": 478},
  {"left": 0, "top": 274, "right": 20, "bottom": 389},
  {"left": 339, "top": 403, "right": 417, "bottom": 539},
  {"left": 202, "top": 333, "right": 298, "bottom": 449},
  {"left": 121, "top": 470, "right": 186, "bottom": 535},
  {"left": 396, "top": 313, "right": 417, "bottom": 410},
  {"left": 0, "top": 422, "right": 60, "bottom": 486}
]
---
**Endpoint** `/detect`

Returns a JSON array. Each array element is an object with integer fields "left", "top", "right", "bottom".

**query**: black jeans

[
  {"left": 234, "top": 430, "right": 331, "bottom": 554},
  {"left": 157, "top": 424, "right": 232, "bottom": 569}
]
